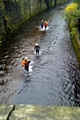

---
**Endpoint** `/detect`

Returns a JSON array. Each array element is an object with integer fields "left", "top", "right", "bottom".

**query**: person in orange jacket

[
  {"left": 22, "top": 57, "right": 26, "bottom": 68},
  {"left": 22, "top": 57, "right": 31, "bottom": 71}
]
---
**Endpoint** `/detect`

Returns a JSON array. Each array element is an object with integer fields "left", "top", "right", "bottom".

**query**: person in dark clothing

[
  {"left": 40, "top": 20, "right": 44, "bottom": 28},
  {"left": 34, "top": 43, "right": 40, "bottom": 55}
]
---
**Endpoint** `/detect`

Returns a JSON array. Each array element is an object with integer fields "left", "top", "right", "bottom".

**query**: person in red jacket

[{"left": 44, "top": 21, "right": 48, "bottom": 29}]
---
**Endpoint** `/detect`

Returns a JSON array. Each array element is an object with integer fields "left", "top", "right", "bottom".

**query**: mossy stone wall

[
  {"left": 71, "top": 34, "right": 80, "bottom": 68},
  {"left": 0, "top": 0, "right": 69, "bottom": 38}
]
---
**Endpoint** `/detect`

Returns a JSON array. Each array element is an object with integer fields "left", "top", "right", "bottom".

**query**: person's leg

[
  {"left": 38, "top": 49, "right": 39, "bottom": 55},
  {"left": 36, "top": 49, "right": 37, "bottom": 54},
  {"left": 41, "top": 24, "right": 43, "bottom": 28},
  {"left": 36, "top": 49, "right": 39, "bottom": 55},
  {"left": 26, "top": 66, "right": 29, "bottom": 71},
  {"left": 25, "top": 65, "right": 29, "bottom": 71},
  {"left": 27, "top": 66, "right": 29, "bottom": 71}
]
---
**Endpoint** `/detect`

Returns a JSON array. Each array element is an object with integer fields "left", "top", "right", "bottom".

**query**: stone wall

[
  {"left": 0, "top": 0, "right": 46, "bottom": 34},
  {"left": 0, "top": 0, "right": 69, "bottom": 36},
  {"left": 71, "top": 33, "right": 80, "bottom": 68}
]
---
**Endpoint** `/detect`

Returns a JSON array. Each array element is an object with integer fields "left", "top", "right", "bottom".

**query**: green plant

[{"left": 70, "top": 27, "right": 77, "bottom": 37}]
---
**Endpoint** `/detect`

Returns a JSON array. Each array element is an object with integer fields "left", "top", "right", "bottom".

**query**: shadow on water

[{"left": 35, "top": 54, "right": 41, "bottom": 59}]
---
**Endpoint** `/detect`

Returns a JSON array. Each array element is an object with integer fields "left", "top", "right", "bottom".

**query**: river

[{"left": 0, "top": 4, "right": 80, "bottom": 106}]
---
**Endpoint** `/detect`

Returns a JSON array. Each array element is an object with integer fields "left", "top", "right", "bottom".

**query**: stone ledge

[
  {"left": 0, "top": 104, "right": 14, "bottom": 120},
  {"left": 10, "top": 105, "right": 80, "bottom": 120},
  {"left": 0, "top": 105, "right": 80, "bottom": 120}
]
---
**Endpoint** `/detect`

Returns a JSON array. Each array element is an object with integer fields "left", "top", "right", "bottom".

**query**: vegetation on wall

[
  {"left": 64, "top": 3, "right": 80, "bottom": 67},
  {"left": 64, "top": 3, "right": 79, "bottom": 36},
  {"left": 3, "top": 15, "right": 13, "bottom": 36},
  {"left": 73, "top": 0, "right": 80, "bottom": 7}
]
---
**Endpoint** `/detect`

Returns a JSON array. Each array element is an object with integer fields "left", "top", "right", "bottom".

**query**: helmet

[
  {"left": 36, "top": 43, "right": 38, "bottom": 46},
  {"left": 25, "top": 57, "right": 27, "bottom": 60}
]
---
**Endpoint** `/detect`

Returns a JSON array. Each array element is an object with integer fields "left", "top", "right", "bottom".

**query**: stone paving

[
  {"left": 0, "top": 105, "right": 14, "bottom": 120},
  {"left": 0, "top": 105, "right": 80, "bottom": 120}
]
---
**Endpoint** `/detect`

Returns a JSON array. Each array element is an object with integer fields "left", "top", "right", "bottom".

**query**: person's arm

[{"left": 28, "top": 60, "right": 31, "bottom": 64}]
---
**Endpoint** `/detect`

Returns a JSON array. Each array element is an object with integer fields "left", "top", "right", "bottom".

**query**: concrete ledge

[
  {"left": 10, "top": 105, "right": 80, "bottom": 120},
  {"left": 0, "top": 105, "right": 80, "bottom": 120},
  {"left": 0, "top": 105, "right": 14, "bottom": 120}
]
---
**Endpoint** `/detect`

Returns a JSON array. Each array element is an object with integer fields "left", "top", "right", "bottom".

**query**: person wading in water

[
  {"left": 34, "top": 43, "right": 40, "bottom": 55},
  {"left": 22, "top": 57, "right": 31, "bottom": 72}
]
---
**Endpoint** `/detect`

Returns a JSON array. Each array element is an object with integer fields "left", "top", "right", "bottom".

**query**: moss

[{"left": 0, "top": 35, "right": 5, "bottom": 46}]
